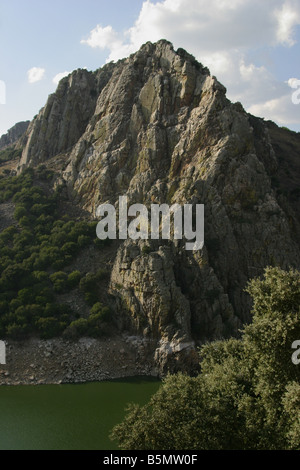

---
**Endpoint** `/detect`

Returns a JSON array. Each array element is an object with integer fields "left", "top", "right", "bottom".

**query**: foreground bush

[{"left": 111, "top": 267, "right": 300, "bottom": 450}]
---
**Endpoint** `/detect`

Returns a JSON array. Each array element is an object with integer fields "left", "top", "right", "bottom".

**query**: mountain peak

[{"left": 9, "top": 41, "right": 300, "bottom": 353}]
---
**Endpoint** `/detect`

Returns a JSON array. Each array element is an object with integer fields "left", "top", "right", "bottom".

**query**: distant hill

[{"left": 0, "top": 121, "right": 30, "bottom": 151}]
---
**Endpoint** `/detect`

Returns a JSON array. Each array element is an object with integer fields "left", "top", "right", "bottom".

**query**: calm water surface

[{"left": 0, "top": 377, "right": 160, "bottom": 450}]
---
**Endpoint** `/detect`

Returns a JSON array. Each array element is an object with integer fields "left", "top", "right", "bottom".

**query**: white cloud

[
  {"left": 27, "top": 67, "right": 45, "bottom": 84},
  {"left": 82, "top": 0, "right": 300, "bottom": 62},
  {"left": 274, "top": 1, "right": 300, "bottom": 46},
  {"left": 81, "top": 25, "right": 134, "bottom": 62},
  {"left": 52, "top": 71, "right": 71, "bottom": 85},
  {"left": 248, "top": 93, "right": 300, "bottom": 125},
  {"left": 81, "top": 25, "right": 118, "bottom": 49},
  {"left": 239, "top": 61, "right": 267, "bottom": 82},
  {"left": 81, "top": 0, "right": 300, "bottom": 129}
]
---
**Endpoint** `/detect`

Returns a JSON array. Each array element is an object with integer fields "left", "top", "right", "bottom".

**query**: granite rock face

[
  {"left": 19, "top": 67, "right": 115, "bottom": 168},
  {"left": 16, "top": 40, "right": 300, "bottom": 370}
]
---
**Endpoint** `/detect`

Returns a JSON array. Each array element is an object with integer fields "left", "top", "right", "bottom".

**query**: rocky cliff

[
  {"left": 0, "top": 121, "right": 30, "bottom": 150},
  {"left": 14, "top": 40, "right": 300, "bottom": 372}
]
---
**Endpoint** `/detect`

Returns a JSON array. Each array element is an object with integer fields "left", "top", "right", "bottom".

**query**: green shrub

[
  {"left": 17, "top": 288, "right": 35, "bottom": 305},
  {"left": 67, "top": 271, "right": 81, "bottom": 289},
  {"left": 32, "top": 271, "right": 49, "bottom": 282},
  {"left": 78, "top": 234, "right": 90, "bottom": 247},
  {"left": 19, "top": 216, "right": 32, "bottom": 228},
  {"left": 35, "top": 317, "right": 66, "bottom": 339},
  {"left": 68, "top": 318, "right": 88, "bottom": 337},
  {"left": 79, "top": 273, "right": 98, "bottom": 293},
  {"left": 50, "top": 271, "right": 68, "bottom": 293},
  {"left": 90, "top": 303, "right": 111, "bottom": 322},
  {"left": 6, "top": 322, "right": 29, "bottom": 340},
  {"left": 14, "top": 205, "right": 27, "bottom": 220},
  {"left": 61, "top": 241, "right": 78, "bottom": 256}
]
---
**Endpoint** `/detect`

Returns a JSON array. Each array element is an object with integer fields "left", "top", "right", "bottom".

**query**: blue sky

[{"left": 0, "top": 0, "right": 299, "bottom": 137}]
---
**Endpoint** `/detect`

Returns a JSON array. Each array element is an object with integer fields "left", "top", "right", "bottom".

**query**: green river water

[{"left": 0, "top": 377, "right": 160, "bottom": 450}]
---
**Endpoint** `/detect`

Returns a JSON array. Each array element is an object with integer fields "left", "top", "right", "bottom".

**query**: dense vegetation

[
  {"left": 111, "top": 267, "right": 300, "bottom": 450},
  {"left": 0, "top": 167, "right": 112, "bottom": 340},
  {"left": 0, "top": 146, "right": 22, "bottom": 164}
]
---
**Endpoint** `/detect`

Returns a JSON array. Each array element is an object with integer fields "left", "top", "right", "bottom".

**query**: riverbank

[{"left": 0, "top": 335, "right": 160, "bottom": 385}]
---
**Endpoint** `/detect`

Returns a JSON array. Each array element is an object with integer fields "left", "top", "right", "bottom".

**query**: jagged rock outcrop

[
  {"left": 19, "top": 66, "right": 115, "bottom": 168},
  {"left": 111, "top": 241, "right": 193, "bottom": 340},
  {"left": 0, "top": 121, "right": 30, "bottom": 150},
  {"left": 15, "top": 40, "right": 300, "bottom": 370}
]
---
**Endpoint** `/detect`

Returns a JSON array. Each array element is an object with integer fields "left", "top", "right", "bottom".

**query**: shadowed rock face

[
  {"left": 0, "top": 121, "right": 30, "bottom": 150},
  {"left": 15, "top": 40, "right": 300, "bottom": 369}
]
